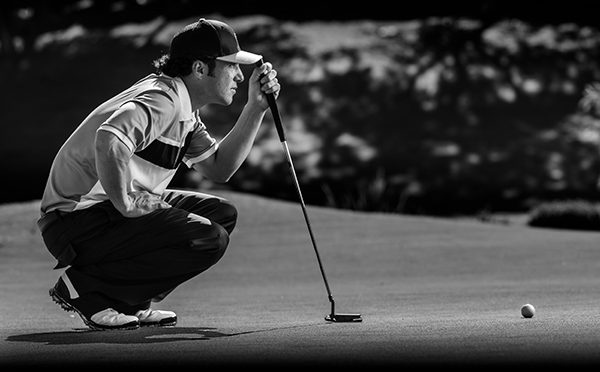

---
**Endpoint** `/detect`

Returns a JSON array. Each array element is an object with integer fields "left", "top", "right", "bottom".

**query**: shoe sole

[
  {"left": 140, "top": 317, "right": 178, "bottom": 328},
  {"left": 49, "top": 287, "right": 139, "bottom": 331}
]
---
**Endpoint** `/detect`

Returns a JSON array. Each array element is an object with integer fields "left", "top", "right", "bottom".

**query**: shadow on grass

[
  {"left": 6, "top": 327, "right": 233, "bottom": 345},
  {"left": 6, "top": 324, "right": 315, "bottom": 345}
]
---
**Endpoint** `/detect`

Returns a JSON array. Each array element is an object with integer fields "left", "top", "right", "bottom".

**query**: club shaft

[
  {"left": 256, "top": 58, "right": 336, "bottom": 315},
  {"left": 281, "top": 141, "right": 334, "bottom": 300}
]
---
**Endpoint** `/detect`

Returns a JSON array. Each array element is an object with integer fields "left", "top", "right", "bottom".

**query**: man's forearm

[
  {"left": 196, "top": 104, "right": 266, "bottom": 182},
  {"left": 95, "top": 130, "right": 133, "bottom": 214}
]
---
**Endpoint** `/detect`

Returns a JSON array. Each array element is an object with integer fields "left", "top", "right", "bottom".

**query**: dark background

[{"left": 2, "top": 0, "right": 599, "bottom": 27}]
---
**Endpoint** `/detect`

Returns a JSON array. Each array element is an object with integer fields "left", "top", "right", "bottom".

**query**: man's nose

[{"left": 235, "top": 66, "right": 244, "bottom": 83}]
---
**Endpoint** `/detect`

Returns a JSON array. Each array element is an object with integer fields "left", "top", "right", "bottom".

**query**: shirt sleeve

[
  {"left": 97, "top": 90, "right": 176, "bottom": 153},
  {"left": 182, "top": 120, "right": 219, "bottom": 167}
]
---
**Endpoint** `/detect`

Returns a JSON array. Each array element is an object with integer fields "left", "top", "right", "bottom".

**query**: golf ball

[{"left": 521, "top": 304, "right": 535, "bottom": 318}]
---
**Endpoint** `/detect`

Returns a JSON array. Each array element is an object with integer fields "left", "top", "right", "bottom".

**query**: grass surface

[{"left": 2, "top": 190, "right": 600, "bottom": 368}]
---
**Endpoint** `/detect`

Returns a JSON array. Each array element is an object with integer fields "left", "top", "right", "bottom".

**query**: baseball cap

[{"left": 170, "top": 18, "right": 262, "bottom": 65}]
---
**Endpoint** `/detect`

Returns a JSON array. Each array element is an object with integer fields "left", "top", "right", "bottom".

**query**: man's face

[{"left": 208, "top": 60, "right": 244, "bottom": 105}]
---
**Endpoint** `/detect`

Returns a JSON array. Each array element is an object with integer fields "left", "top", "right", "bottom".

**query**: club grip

[{"left": 255, "top": 59, "right": 286, "bottom": 142}]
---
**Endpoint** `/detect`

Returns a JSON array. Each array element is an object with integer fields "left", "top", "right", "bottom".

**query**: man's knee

[
  {"left": 216, "top": 200, "right": 237, "bottom": 234},
  {"left": 189, "top": 222, "right": 229, "bottom": 258}
]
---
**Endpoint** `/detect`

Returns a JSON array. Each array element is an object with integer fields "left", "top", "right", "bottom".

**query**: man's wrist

[
  {"left": 110, "top": 194, "right": 132, "bottom": 215},
  {"left": 244, "top": 102, "right": 268, "bottom": 117}
]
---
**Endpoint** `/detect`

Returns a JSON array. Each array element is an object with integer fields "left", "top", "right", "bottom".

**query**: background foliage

[{"left": 2, "top": 0, "right": 600, "bottom": 217}]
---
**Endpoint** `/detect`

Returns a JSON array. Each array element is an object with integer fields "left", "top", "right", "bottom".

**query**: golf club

[{"left": 256, "top": 59, "right": 362, "bottom": 323}]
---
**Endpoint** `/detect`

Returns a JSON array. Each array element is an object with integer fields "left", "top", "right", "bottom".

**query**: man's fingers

[
  {"left": 262, "top": 79, "right": 280, "bottom": 95},
  {"left": 261, "top": 78, "right": 278, "bottom": 90},
  {"left": 149, "top": 198, "right": 171, "bottom": 210},
  {"left": 258, "top": 62, "right": 272, "bottom": 75},
  {"left": 253, "top": 61, "right": 280, "bottom": 100},
  {"left": 260, "top": 69, "right": 277, "bottom": 84},
  {"left": 130, "top": 191, "right": 171, "bottom": 211}
]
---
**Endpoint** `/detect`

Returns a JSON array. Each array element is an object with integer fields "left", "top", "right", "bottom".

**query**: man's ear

[{"left": 192, "top": 60, "right": 207, "bottom": 77}]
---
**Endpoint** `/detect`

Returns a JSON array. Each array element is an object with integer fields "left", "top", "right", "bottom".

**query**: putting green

[{"left": 2, "top": 191, "right": 600, "bottom": 367}]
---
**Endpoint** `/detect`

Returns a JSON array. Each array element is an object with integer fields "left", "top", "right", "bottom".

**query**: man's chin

[
  {"left": 212, "top": 97, "right": 234, "bottom": 106},
  {"left": 222, "top": 94, "right": 235, "bottom": 106}
]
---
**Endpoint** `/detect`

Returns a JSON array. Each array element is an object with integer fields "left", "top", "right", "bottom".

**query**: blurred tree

[
  {"left": 232, "top": 18, "right": 600, "bottom": 215},
  {"left": 3, "top": 8, "right": 600, "bottom": 216},
  {"left": 2, "top": 0, "right": 598, "bottom": 59}
]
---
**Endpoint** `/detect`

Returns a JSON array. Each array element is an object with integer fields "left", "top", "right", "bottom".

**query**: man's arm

[
  {"left": 95, "top": 129, "right": 170, "bottom": 217},
  {"left": 193, "top": 62, "right": 280, "bottom": 182},
  {"left": 193, "top": 104, "right": 266, "bottom": 182}
]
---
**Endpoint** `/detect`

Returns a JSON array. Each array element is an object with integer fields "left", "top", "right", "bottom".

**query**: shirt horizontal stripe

[
  {"left": 157, "top": 135, "right": 182, "bottom": 147},
  {"left": 97, "top": 126, "right": 135, "bottom": 153},
  {"left": 184, "top": 142, "right": 218, "bottom": 167}
]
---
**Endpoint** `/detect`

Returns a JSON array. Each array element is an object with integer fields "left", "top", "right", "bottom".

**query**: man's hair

[{"left": 153, "top": 54, "right": 216, "bottom": 77}]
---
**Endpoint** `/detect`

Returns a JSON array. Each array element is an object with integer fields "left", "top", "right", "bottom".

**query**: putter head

[{"left": 325, "top": 313, "right": 363, "bottom": 322}]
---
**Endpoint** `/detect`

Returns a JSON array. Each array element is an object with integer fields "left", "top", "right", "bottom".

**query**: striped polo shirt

[{"left": 40, "top": 73, "right": 218, "bottom": 215}]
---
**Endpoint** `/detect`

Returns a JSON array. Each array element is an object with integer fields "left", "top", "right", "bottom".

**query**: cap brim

[{"left": 217, "top": 51, "right": 262, "bottom": 65}]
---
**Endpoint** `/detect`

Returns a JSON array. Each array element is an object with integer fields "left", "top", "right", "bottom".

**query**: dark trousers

[{"left": 39, "top": 189, "right": 237, "bottom": 315}]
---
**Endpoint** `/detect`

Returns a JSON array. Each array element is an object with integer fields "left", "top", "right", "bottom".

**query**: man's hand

[
  {"left": 120, "top": 190, "right": 171, "bottom": 218},
  {"left": 248, "top": 62, "right": 280, "bottom": 111}
]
